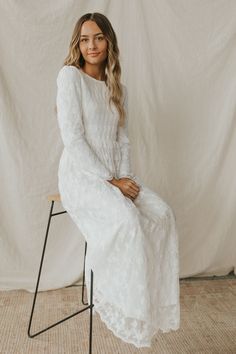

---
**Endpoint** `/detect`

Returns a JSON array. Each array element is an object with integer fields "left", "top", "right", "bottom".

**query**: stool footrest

[{"left": 28, "top": 303, "right": 94, "bottom": 338}]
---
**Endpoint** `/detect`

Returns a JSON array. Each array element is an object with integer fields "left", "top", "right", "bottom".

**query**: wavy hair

[{"left": 61, "top": 12, "right": 125, "bottom": 127}]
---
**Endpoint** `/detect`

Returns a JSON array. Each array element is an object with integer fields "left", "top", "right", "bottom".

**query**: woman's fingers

[
  {"left": 129, "top": 184, "right": 139, "bottom": 194},
  {"left": 127, "top": 180, "right": 140, "bottom": 191},
  {"left": 128, "top": 194, "right": 136, "bottom": 202},
  {"left": 117, "top": 177, "right": 140, "bottom": 200},
  {"left": 129, "top": 182, "right": 140, "bottom": 195},
  {"left": 126, "top": 186, "right": 139, "bottom": 199}
]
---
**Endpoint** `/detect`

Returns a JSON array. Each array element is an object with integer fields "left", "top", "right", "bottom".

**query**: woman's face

[{"left": 79, "top": 20, "right": 108, "bottom": 67}]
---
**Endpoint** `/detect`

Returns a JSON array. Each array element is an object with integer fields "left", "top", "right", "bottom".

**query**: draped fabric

[{"left": 0, "top": 0, "right": 235, "bottom": 291}]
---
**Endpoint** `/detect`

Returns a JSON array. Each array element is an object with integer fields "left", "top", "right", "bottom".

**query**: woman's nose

[{"left": 88, "top": 39, "right": 96, "bottom": 50}]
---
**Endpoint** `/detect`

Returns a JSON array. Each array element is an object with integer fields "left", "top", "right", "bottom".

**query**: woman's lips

[{"left": 88, "top": 52, "right": 100, "bottom": 56}]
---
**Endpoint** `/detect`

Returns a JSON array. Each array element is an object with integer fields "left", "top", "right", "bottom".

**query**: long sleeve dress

[{"left": 56, "top": 65, "right": 180, "bottom": 348}]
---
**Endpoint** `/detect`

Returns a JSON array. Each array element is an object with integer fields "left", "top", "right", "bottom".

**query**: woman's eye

[{"left": 80, "top": 36, "right": 104, "bottom": 42}]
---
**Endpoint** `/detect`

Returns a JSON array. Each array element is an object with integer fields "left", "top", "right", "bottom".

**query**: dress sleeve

[
  {"left": 117, "top": 85, "right": 135, "bottom": 179},
  {"left": 56, "top": 66, "right": 114, "bottom": 181}
]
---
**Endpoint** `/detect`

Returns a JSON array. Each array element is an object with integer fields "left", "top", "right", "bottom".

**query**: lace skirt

[{"left": 58, "top": 150, "right": 180, "bottom": 348}]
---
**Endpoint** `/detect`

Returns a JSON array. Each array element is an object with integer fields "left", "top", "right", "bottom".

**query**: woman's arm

[
  {"left": 117, "top": 85, "right": 135, "bottom": 179},
  {"left": 56, "top": 66, "right": 114, "bottom": 180}
]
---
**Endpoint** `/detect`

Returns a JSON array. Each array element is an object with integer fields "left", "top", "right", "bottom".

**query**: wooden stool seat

[{"left": 47, "top": 194, "right": 61, "bottom": 202}]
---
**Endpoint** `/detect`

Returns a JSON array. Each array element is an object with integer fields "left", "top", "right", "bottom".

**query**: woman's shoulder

[{"left": 56, "top": 65, "right": 82, "bottom": 85}]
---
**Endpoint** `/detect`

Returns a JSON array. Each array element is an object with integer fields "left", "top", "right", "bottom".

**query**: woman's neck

[{"left": 82, "top": 63, "right": 106, "bottom": 81}]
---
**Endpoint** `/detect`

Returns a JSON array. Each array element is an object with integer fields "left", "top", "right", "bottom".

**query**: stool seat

[{"left": 47, "top": 194, "right": 61, "bottom": 202}]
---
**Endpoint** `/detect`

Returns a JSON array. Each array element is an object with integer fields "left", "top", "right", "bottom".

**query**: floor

[{"left": 0, "top": 274, "right": 236, "bottom": 354}]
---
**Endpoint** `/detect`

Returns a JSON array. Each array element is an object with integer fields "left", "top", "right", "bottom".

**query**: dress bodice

[{"left": 56, "top": 65, "right": 134, "bottom": 180}]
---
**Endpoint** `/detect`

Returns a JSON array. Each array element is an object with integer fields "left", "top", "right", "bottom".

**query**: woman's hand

[{"left": 108, "top": 177, "right": 140, "bottom": 201}]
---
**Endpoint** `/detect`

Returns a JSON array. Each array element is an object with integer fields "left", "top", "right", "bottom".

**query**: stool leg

[
  {"left": 28, "top": 202, "right": 94, "bottom": 354},
  {"left": 82, "top": 241, "right": 88, "bottom": 305},
  {"left": 28, "top": 200, "right": 55, "bottom": 338},
  {"left": 89, "top": 269, "right": 94, "bottom": 354}
]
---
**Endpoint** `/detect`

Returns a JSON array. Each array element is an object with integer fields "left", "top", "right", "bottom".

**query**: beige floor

[{"left": 0, "top": 276, "right": 236, "bottom": 354}]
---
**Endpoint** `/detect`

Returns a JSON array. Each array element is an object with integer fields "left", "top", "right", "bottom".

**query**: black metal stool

[{"left": 28, "top": 193, "right": 94, "bottom": 354}]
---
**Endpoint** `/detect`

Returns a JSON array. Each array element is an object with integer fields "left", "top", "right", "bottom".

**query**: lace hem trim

[{"left": 87, "top": 284, "right": 180, "bottom": 349}]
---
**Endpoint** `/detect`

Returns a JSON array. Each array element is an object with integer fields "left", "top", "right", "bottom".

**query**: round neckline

[{"left": 79, "top": 68, "right": 106, "bottom": 84}]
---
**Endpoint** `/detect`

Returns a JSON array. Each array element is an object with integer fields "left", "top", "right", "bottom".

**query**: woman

[{"left": 56, "top": 12, "right": 180, "bottom": 348}]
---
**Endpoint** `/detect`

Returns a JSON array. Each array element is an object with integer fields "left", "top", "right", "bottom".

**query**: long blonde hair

[{"left": 59, "top": 12, "right": 126, "bottom": 127}]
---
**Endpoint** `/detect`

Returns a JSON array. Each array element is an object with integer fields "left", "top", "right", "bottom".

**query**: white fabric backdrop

[{"left": 0, "top": 0, "right": 235, "bottom": 291}]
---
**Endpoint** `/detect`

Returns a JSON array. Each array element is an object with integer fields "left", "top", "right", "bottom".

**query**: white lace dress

[{"left": 56, "top": 65, "right": 180, "bottom": 348}]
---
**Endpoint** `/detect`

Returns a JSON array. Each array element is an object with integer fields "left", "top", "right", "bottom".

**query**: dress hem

[{"left": 94, "top": 304, "right": 180, "bottom": 349}]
